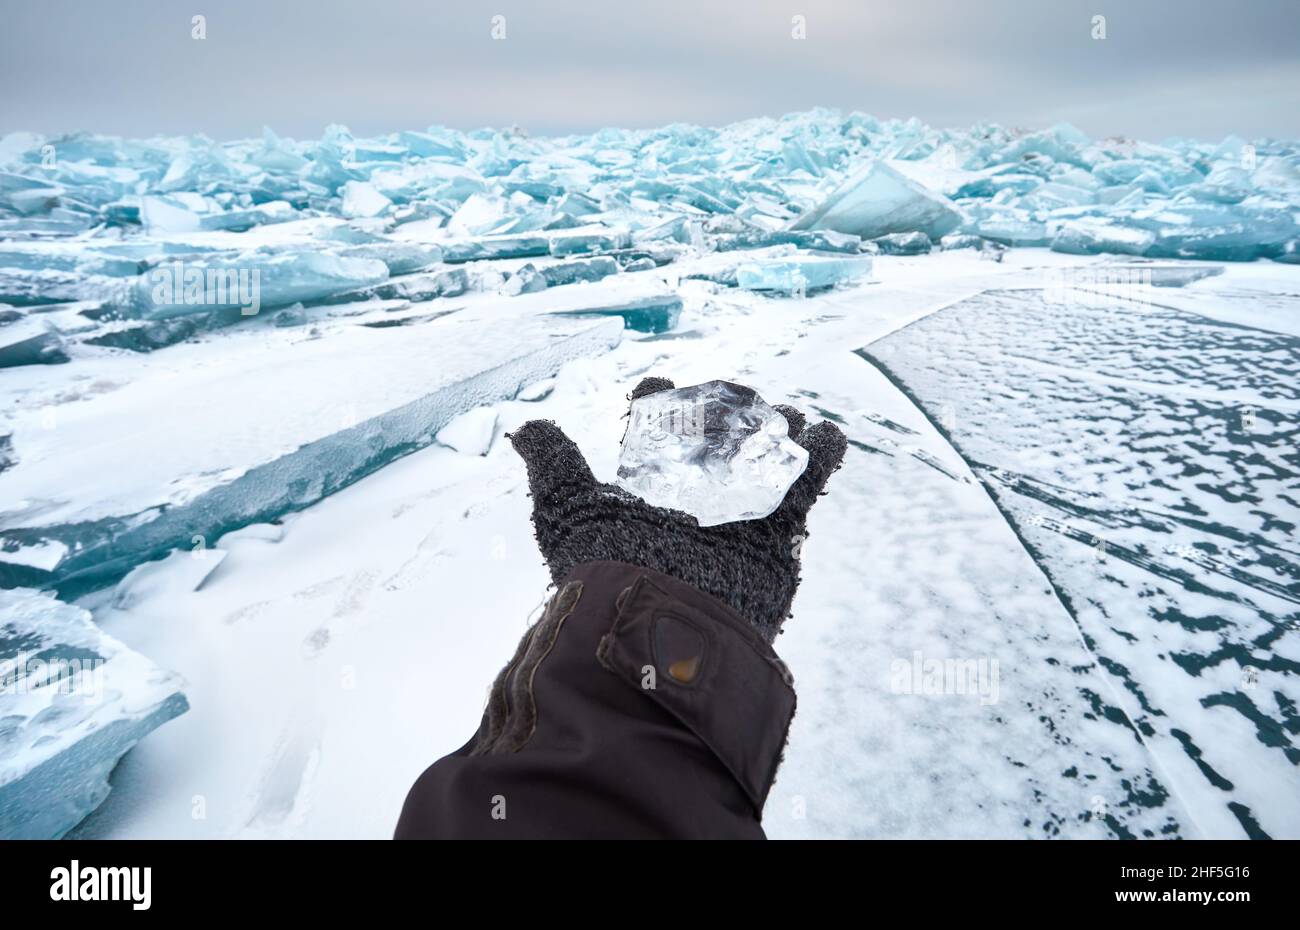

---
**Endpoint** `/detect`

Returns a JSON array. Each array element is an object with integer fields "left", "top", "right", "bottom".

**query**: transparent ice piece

[
  {"left": 871, "top": 231, "right": 932, "bottom": 255},
  {"left": 1051, "top": 218, "right": 1155, "bottom": 256},
  {"left": 736, "top": 255, "right": 872, "bottom": 294},
  {"left": 340, "top": 181, "right": 392, "bottom": 219},
  {"left": 791, "top": 161, "right": 963, "bottom": 241},
  {"left": 550, "top": 294, "right": 682, "bottom": 333},
  {"left": 549, "top": 229, "right": 630, "bottom": 256},
  {"left": 442, "top": 234, "right": 550, "bottom": 263},
  {"left": 130, "top": 251, "right": 389, "bottom": 319},
  {"left": 615, "top": 380, "right": 809, "bottom": 526},
  {"left": 539, "top": 256, "right": 620, "bottom": 288}
]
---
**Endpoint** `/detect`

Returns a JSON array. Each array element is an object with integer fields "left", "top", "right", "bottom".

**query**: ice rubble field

[{"left": 0, "top": 110, "right": 1297, "bottom": 838}]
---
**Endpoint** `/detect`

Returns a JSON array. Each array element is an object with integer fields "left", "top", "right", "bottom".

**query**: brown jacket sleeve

[{"left": 394, "top": 560, "right": 797, "bottom": 839}]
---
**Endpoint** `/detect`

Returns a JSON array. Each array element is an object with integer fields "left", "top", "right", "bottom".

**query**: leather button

[
  {"left": 654, "top": 614, "right": 707, "bottom": 687},
  {"left": 668, "top": 655, "right": 701, "bottom": 683}
]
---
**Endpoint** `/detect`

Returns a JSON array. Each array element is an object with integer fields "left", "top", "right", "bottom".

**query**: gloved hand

[{"left": 508, "top": 376, "right": 847, "bottom": 642}]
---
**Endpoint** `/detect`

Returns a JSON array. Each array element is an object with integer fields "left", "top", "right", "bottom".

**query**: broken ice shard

[
  {"left": 331, "top": 241, "right": 444, "bottom": 276},
  {"left": 0, "top": 268, "right": 132, "bottom": 307},
  {"left": 1051, "top": 217, "right": 1155, "bottom": 256},
  {"left": 1143, "top": 265, "right": 1225, "bottom": 287},
  {"left": 0, "top": 315, "right": 69, "bottom": 367},
  {"left": 615, "top": 380, "right": 809, "bottom": 527},
  {"left": 540, "top": 256, "right": 621, "bottom": 287},
  {"left": 339, "top": 181, "right": 392, "bottom": 218},
  {"left": 736, "top": 254, "right": 872, "bottom": 295},
  {"left": 549, "top": 229, "right": 631, "bottom": 256},
  {"left": 0, "top": 588, "right": 189, "bottom": 839},
  {"left": 327, "top": 267, "right": 468, "bottom": 303},
  {"left": 501, "top": 257, "right": 621, "bottom": 295},
  {"left": 2, "top": 111, "right": 1297, "bottom": 287},
  {"left": 550, "top": 294, "right": 682, "bottom": 333},
  {"left": 870, "top": 231, "right": 932, "bottom": 255},
  {"left": 442, "top": 234, "right": 550, "bottom": 263},
  {"left": 1138, "top": 203, "right": 1300, "bottom": 261},
  {"left": 501, "top": 264, "right": 548, "bottom": 295},
  {"left": 0, "top": 314, "right": 623, "bottom": 596},
  {"left": 139, "top": 195, "right": 298, "bottom": 234},
  {"left": 130, "top": 251, "right": 389, "bottom": 318},
  {"left": 970, "top": 211, "right": 1051, "bottom": 247},
  {"left": 790, "top": 161, "right": 963, "bottom": 241}
]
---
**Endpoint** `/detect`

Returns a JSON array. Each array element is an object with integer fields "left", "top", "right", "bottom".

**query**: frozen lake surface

[
  {"left": 2, "top": 109, "right": 1296, "bottom": 836},
  {"left": 29, "top": 250, "right": 1292, "bottom": 840}
]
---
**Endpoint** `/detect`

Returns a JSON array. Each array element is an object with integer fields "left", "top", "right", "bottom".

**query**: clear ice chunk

[
  {"left": 334, "top": 267, "right": 467, "bottom": 303},
  {"left": 549, "top": 294, "right": 682, "bottom": 333},
  {"left": 332, "top": 242, "right": 444, "bottom": 275},
  {"left": 791, "top": 161, "right": 964, "bottom": 241},
  {"left": 1139, "top": 203, "right": 1299, "bottom": 261},
  {"left": 130, "top": 251, "right": 390, "bottom": 318},
  {"left": 615, "top": 380, "right": 809, "bottom": 526},
  {"left": 970, "top": 210, "right": 1051, "bottom": 247},
  {"left": 538, "top": 256, "right": 620, "bottom": 288},
  {"left": 0, "top": 268, "right": 133, "bottom": 308},
  {"left": 939, "top": 233, "right": 983, "bottom": 251},
  {"left": 736, "top": 254, "right": 872, "bottom": 294},
  {"left": 501, "top": 263, "right": 548, "bottom": 295},
  {"left": 870, "top": 231, "right": 932, "bottom": 255},
  {"left": 441, "top": 234, "right": 550, "bottom": 263},
  {"left": 503, "top": 257, "right": 620, "bottom": 294},
  {"left": 1051, "top": 218, "right": 1155, "bottom": 256},
  {"left": 549, "top": 229, "right": 631, "bottom": 256},
  {"left": 340, "top": 181, "right": 392, "bottom": 219}
]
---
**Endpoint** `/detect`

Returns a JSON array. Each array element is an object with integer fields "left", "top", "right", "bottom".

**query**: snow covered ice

[
  {"left": 0, "top": 588, "right": 188, "bottom": 839},
  {"left": 0, "top": 107, "right": 1297, "bottom": 839},
  {"left": 616, "top": 380, "right": 809, "bottom": 526},
  {"left": 860, "top": 283, "right": 1300, "bottom": 839},
  {"left": 0, "top": 311, "right": 622, "bottom": 596},
  {"left": 436, "top": 406, "right": 498, "bottom": 456}
]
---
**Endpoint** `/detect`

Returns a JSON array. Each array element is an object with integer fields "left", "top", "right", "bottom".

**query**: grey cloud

[{"left": 1, "top": 0, "right": 1295, "bottom": 141}]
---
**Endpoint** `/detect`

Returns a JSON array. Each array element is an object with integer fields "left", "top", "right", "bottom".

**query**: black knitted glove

[{"left": 508, "top": 377, "right": 847, "bottom": 642}]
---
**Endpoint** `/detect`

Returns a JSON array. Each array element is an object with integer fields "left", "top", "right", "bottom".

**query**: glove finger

[
  {"left": 771, "top": 420, "right": 847, "bottom": 525},
  {"left": 629, "top": 375, "right": 676, "bottom": 403},
  {"left": 622, "top": 376, "right": 677, "bottom": 442},
  {"left": 772, "top": 404, "right": 807, "bottom": 440},
  {"left": 507, "top": 419, "right": 596, "bottom": 502}
]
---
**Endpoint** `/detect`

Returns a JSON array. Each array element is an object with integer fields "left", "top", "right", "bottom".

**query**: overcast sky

[{"left": 2, "top": 0, "right": 1297, "bottom": 143}]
